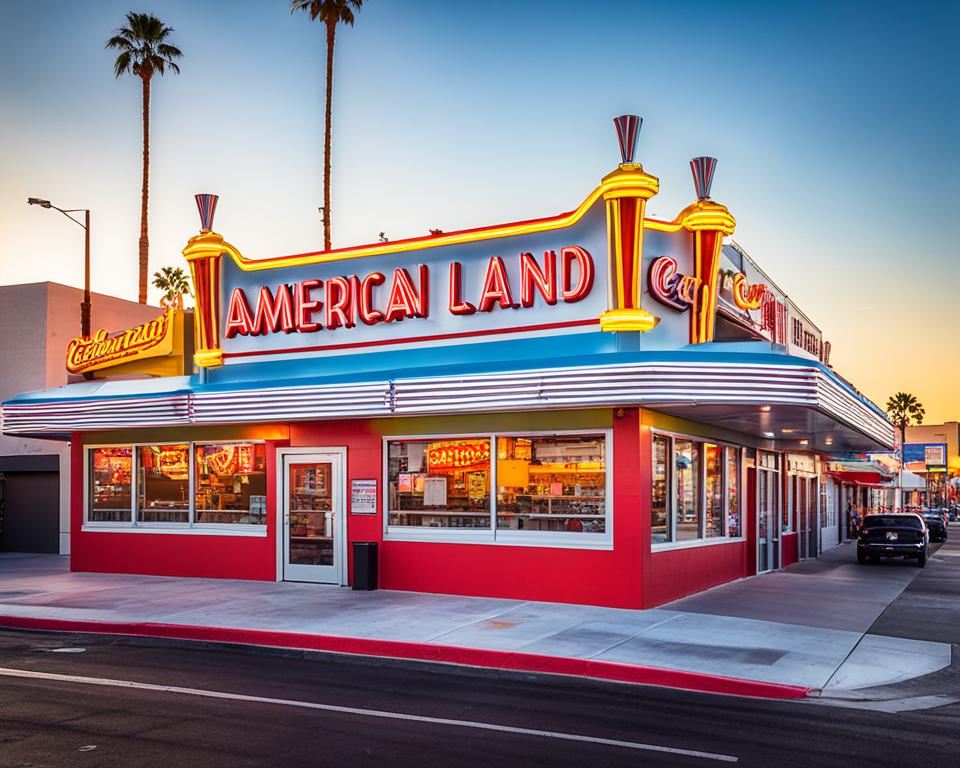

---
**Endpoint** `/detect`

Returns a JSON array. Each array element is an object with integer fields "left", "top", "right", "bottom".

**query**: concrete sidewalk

[{"left": 0, "top": 541, "right": 952, "bottom": 696}]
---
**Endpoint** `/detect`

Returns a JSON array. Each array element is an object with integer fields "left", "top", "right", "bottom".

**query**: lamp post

[{"left": 27, "top": 198, "right": 91, "bottom": 339}]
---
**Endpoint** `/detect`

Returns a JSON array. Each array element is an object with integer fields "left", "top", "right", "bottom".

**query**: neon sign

[
  {"left": 732, "top": 273, "right": 765, "bottom": 310},
  {"left": 223, "top": 248, "right": 595, "bottom": 338},
  {"left": 66, "top": 310, "right": 176, "bottom": 375},
  {"left": 648, "top": 256, "right": 699, "bottom": 311},
  {"left": 427, "top": 441, "right": 491, "bottom": 470}
]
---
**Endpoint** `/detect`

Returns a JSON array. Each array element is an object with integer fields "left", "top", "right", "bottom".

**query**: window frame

[
  {"left": 650, "top": 430, "right": 745, "bottom": 553},
  {"left": 82, "top": 441, "right": 268, "bottom": 536},
  {"left": 382, "top": 429, "right": 614, "bottom": 550}
]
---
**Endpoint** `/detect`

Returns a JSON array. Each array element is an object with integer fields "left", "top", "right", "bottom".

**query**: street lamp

[{"left": 27, "top": 198, "right": 91, "bottom": 339}]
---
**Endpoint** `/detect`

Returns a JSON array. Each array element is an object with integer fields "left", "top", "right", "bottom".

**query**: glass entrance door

[
  {"left": 757, "top": 454, "right": 781, "bottom": 573},
  {"left": 282, "top": 451, "right": 344, "bottom": 584}
]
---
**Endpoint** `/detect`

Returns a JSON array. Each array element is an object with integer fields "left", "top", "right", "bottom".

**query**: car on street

[
  {"left": 922, "top": 510, "right": 948, "bottom": 542},
  {"left": 857, "top": 512, "right": 929, "bottom": 567}
]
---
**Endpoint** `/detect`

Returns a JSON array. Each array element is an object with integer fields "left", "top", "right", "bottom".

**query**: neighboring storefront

[
  {"left": 0, "top": 282, "right": 162, "bottom": 554},
  {"left": 1, "top": 117, "right": 894, "bottom": 608}
]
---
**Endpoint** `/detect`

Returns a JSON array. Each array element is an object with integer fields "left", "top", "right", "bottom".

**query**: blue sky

[{"left": 0, "top": 1, "right": 957, "bottom": 417}]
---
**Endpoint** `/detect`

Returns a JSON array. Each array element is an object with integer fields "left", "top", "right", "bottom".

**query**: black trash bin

[{"left": 352, "top": 541, "right": 378, "bottom": 591}]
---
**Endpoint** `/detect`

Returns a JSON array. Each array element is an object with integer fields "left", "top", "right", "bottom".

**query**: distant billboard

[{"left": 903, "top": 442, "right": 947, "bottom": 471}]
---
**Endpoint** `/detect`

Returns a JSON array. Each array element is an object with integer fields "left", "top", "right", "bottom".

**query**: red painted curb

[{"left": 0, "top": 615, "right": 810, "bottom": 700}]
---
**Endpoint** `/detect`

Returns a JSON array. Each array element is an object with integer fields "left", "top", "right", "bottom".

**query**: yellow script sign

[{"left": 66, "top": 310, "right": 176, "bottom": 375}]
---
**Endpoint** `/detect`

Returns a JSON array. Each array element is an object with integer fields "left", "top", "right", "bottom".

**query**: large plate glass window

[
  {"left": 387, "top": 438, "right": 492, "bottom": 528},
  {"left": 137, "top": 444, "right": 190, "bottom": 523},
  {"left": 675, "top": 439, "right": 700, "bottom": 540},
  {"left": 651, "top": 435, "right": 670, "bottom": 543},
  {"left": 496, "top": 435, "right": 606, "bottom": 534},
  {"left": 704, "top": 443, "right": 724, "bottom": 537},
  {"left": 89, "top": 447, "right": 133, "bottom": 522},
  {"left": 726, "top": 447, "right": 741, "bottom": 537},
  {"left": 195, "top": 443, "right": 268, "bottom": 525}
]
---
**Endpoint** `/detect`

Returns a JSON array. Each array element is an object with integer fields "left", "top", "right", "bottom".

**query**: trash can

[{"left": 352, "top": 541, "right": 378, "bottom": 591}]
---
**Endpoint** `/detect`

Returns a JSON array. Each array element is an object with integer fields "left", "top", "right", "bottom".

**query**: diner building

[{"left": 1, "top": 117, "right": 894, "bottom": 608}]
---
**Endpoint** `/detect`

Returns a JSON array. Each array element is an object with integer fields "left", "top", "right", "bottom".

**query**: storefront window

[
  {"left": 726, "top": 447, "right": 740, "bottom": 537},
  {"left": 496, "top": 435, "right": 606, "bottom": 534},
  {"left": 653, "top": 433, "right": 743, "bottom": 546},
  {"left": 194, "top": 443, "right": 267, "bottom": 525},
  {"left": 137, "top": 444, "right": 190, "bottom": 523},
  {"left": 387, "top": 438, "right": 492, "bottom": 528},
  {"left": 652, "top": 435, "right": 670, "bottom": 543},
  {"left": 705, "top": 444, "right": 724, "bottom": 537},
  {"left": 784, "top": 476, "right": 796, "bottom": 533},
  {"left": 675, "top": 440, "right": 700, "bottom": 540},
  {"left": 89, "top": 447, "right": 132, "bottom": 522}
]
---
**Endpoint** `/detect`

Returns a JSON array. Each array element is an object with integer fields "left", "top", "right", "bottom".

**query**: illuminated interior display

[
  {"left": 195, "top": 443, "right": 267, "bottom": 525},
  {"left": 89, "top": 447, "right": 133, "bottom": 523},
  {"left": 137, "top": 444, "right": 190, "bottom": 523},
  {"left": 427, "top": 440, "right": 491, "bottom": 470},
  {"left": 66, "top": 310, "right": 175, "bottom": 375}
]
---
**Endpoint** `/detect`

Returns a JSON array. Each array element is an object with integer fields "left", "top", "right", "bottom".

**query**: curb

[{"left": 0, "top": 615, "right": 809, "bottom": 700}]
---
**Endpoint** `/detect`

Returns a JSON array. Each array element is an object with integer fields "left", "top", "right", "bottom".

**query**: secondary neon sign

[
  {"left": 66, "top": 310, "right": 175, "bottom": 374},
  {"left": 648, "top": 255, "right": 699, "bottom": 311},
  {"left": 649, "top": 256, "right": 765, "bottom": 314},
  {"left": 224, "top": 247, "right": 595, "bottom": 338}
]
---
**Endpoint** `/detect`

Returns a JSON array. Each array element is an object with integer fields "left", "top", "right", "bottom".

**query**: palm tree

[
  {"left": 887, "top": 392, "right": 925, "bottom": 510},
  {"left": 290, "top": 0, "right": 363, "bottom": 252},
  {"left": 152, "top": 266, "right": 192, "bottom": 309},
  {"left": 106, "top": 13, "right": 183, "bottom": 305},
  {"left": 886, "top": 392, "right": 925, "bottom": 453}
]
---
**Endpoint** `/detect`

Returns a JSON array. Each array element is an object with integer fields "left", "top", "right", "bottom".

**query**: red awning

[{"left": 827, "top": 460, "right": 894, "bottom": 487}]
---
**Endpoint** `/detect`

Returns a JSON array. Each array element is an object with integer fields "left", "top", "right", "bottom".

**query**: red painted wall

[
  {"left": 781, "top": 532, "right": 799, "bottom": 568},
  {"left": 70, "top": 435, "right": 281, "bottom": 580},
  {"left": 639, "top": 432, "right": 752, "bottom": 608}
]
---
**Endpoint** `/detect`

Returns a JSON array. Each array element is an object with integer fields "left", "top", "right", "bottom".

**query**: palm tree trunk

[
  {"left": 138, "top": 73, "right": 151, "bottom": 304},
  {"left": 323, "top": 19, "right": 335, "bottom": 252}
]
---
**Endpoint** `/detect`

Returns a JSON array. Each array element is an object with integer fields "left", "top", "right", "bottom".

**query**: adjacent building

[
  {"left": 0, "top": 282, "right": 158, "bottom": 553},
  {"left": 903, "top": 421, "right": 960, "bottom": 507}
]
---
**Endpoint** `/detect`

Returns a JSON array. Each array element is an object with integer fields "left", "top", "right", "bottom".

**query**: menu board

[{"left": 351, "top": 479, "right": 377, "bottom": 515}]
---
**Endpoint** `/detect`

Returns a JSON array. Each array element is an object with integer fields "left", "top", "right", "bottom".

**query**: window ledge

[
  {"left": 81, "top": 525, "right": 267, "bottom": 537},
  {"left": 651, "top": 536, "right": 746, "bottom": 553},
  {"left": 384, "top": 530, "right": 613, "bottom": 550}
]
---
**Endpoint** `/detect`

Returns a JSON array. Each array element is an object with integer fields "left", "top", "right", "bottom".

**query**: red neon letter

[
  {"left": 561, "top": 246, "right": 595, "bottom": 303},
  {"left": 325, "top": 276, "right": 355, "bottom": 330},
  {"left": 296, "top": 279, "right": 323, "bottom": 332},
  {"left": 478, "top": 256, "right": 515, "bottom": 312},
  {"left": 224, "top": 287, "right": 255, "bottom": 338},
  {"left": 252, "top": 284, "right": 296, "bottom": 335},
  {"left": 520, "top": 251, "right": 557, "bottom": 307},
  {"left": 384, "top": 267, "right": 428, "bottom": 323},
  {"left": 357, "top": 273, "right": 385, "bottom": 325},
  {"left": 448, "top": 262, "right": 475, "bottom": 315}
]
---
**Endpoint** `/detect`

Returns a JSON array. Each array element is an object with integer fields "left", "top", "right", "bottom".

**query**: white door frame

[{"left": 275, "top": 447, "right": 347, "bottom": 585}]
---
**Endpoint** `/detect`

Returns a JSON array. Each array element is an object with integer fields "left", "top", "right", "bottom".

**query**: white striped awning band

[{"left": 1, "top": 361, "right": 894, "bottom": 448}]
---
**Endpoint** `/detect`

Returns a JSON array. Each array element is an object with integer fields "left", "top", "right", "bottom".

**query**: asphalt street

[
  {"left": 869, "top": 532, "right": 960, "bottom": 644},
  {"left": 0, "top": 624, "right": 958, "bottom": 768}
]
